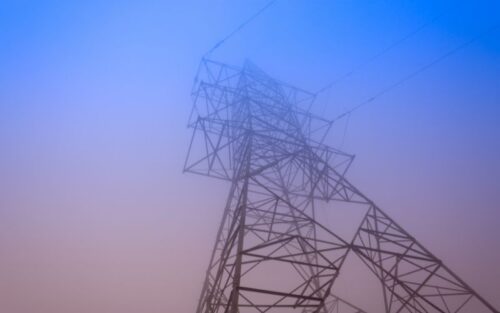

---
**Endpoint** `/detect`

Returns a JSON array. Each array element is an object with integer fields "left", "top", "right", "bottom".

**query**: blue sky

[{"left": 0, "top": 1, "right": 499, "bottom": 312}]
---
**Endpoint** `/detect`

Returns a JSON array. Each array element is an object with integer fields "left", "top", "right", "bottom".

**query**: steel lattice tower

[{"left": 184, "top": 59, "right": 499, "bottom": 313}]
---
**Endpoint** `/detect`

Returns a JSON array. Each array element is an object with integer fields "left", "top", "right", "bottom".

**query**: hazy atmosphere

[{"left": 1, "top": 1, "right": 499, "bottom": 312}]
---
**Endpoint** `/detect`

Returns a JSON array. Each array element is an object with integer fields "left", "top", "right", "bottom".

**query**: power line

[
  {"left": 316, "top": 14, "right": 443, "bottom": 95},
  {"left": 204, "top": 0, "right": 278, "bottom": 58},
  {"left": 328, "top": 21, "right": 500, "bottom": 124}
]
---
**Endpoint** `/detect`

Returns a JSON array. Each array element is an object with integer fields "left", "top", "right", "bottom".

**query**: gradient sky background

[{"left": 0, "top": 1, "right": 499, "bottom": 312}]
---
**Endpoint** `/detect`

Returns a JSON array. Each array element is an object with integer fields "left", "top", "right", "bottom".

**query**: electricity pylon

[{"left": 184, "top": 59, "right": 499, "bottom": 313}]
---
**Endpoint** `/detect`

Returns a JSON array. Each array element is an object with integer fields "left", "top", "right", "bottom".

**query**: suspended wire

[
  {"left": 316, "top": 14, "right": 443, "bottom": 95},
  {"left": 328, "top": 22, "right": 500, "bottom": 124},
  {"left": 203, "top": 0, "right": 278, "bottom": 58},
  {"left": 317, "top": 14, "right": 442, "bottom": 120}
]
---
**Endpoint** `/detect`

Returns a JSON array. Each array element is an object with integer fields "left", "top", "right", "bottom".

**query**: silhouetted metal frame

[{"left": 185, "top": 59, "right": 499, "bottom": 313}]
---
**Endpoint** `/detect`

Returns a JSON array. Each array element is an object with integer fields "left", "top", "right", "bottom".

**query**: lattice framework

[{"left": 184, "top": 59, "right": 498, "bottom": 313}]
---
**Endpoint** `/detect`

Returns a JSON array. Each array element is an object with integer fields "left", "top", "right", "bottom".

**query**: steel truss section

[
  {"left": 184, "top": 59, "right": 498, "bottom": 313},
  {"left": 351, "top": 205, "right": 499, "bottom": 313}
]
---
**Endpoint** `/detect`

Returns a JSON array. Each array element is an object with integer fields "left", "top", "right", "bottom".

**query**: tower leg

[{"left": 351, "top": 205, "right": 499, "bottom": 313}]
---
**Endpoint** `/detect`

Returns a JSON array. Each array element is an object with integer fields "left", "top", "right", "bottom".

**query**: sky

[{"left": 0, "top": 1, "right": 499, "bottom": 312}]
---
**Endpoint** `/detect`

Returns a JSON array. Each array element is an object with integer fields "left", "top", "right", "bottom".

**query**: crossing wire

[
  {"left": 204, "top": 0, "right": 278, "bottom": 58},
  {"left": 316, "top": 14, "right": 443, "bottom": 94},
  {"left": 327, "top": 21, "right": 500, "bottom": 125}
]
